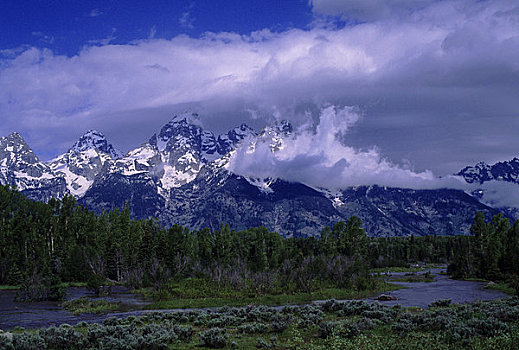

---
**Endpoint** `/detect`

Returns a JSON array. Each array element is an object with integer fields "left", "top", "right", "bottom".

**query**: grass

[
  {"left": 485, "top": 281, "right": 516, "bottom": 296},
  {"left": 62, "top": 297, "right": 120, "bottom": 315},
  {"left": 0, "top": 285, "right": 19, "bottom": 290},
  {"left": 389, "top": 273, "right": 435, "bottom": 283},
  {"left": 58, "top": 281, "right": 87, "bottom": 288},
  {"left": 369, "top": 263, "right": 442, "bottom": 274},
  {"left": 145, "top": 279, "right": 403, "bottom": 310},
  {"left": 462, "top": 277, "right": 488, "bottom": 282}
]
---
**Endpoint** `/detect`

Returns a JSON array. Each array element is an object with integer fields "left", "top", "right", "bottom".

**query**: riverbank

[
  {"left": 143, "top": 278, "right": 401, "bottom": 310},
  {"left": 0, "top": 268, "right": 510, "bottom": 331}
]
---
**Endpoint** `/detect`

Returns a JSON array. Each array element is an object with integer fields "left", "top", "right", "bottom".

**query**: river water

[
  {"left": 367, "top": 268, "right": 508, "bottom": 308},
  {"left": 0, "top": 269, "right": 509, "bottom": 330}
]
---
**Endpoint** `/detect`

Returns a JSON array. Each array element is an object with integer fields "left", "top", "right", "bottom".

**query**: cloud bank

[
  {"left": 0, "top": 0, "right": 518, "bottom": 178},
  {"left": 228, "top": 105, "right": 466, "bottom": 190}
]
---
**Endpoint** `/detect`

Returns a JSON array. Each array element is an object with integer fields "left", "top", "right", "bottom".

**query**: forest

[{"left": 0, "top": 184, "right": 518, "bottom": 303}]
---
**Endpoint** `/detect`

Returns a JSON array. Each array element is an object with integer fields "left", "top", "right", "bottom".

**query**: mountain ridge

[{"left": 0, "top": 115, "right": 513, "bottom": 237}]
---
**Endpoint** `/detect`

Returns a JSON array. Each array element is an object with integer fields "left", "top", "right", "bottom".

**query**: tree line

[
  {"left": 448, "top": 211, "right": 519, "bottom": 287},
  {"left": 0, "top": 184, "right": 516, "bottom": 300}
]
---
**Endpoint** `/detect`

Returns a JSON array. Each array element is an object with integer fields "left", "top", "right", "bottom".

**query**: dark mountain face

[
  {"left": 78, "top": 172, "right": 165, "bottom": 219},
  {"left": 330, "top": 186, "right": 500, "bottom": 237},
  {"left": 0, "top": 116, "right": 513, "bottom": 237},
  {"left": 458, "top": 158, "right": 519, "bottom": 184}
]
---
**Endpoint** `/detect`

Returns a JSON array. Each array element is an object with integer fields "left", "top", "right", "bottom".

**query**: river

[{"left": 0, "top": 268, "right": 509, "bottom": 330}]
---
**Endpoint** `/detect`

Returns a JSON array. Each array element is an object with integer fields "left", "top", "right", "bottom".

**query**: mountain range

[{"left": 0, "top": 113, "right": 513, "bottom": 237}]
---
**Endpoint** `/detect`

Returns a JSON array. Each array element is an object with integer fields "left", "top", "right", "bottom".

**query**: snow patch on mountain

[{"left": 48, "top": 130, "right": 121, "bottom": 197}]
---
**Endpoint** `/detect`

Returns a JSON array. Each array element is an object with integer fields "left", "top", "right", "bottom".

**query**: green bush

[
  {"left": 271, "top": 314, "right": 292, "bottom": 333},
  {"left": 319, "top": 321, "right": 340, "bottom": 338},
  {"left": 12, "top": 332, "right": 46, "bottom": 350},
  {"left": 237, "top": 322, "right": 268, "bottom": 334},
  {"left": 429, "top": 299, "right": 452, "bottom": 308},
  {"left": 39, "top": 326, "right": 83, "bottom": 349},
  {"left": 199, "top": 328, "right": 228, "bottom": 348}
]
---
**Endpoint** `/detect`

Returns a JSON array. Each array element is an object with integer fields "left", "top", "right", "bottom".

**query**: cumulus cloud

[
  {"left": 0, "top": 0, "right": 518, "bottom": 177},
  {"left": 228, "top": 105, "right": 466, "bottom": 189}
]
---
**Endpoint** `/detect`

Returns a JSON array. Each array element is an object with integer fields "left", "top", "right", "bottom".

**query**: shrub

[
  {"left": 342, "top": 322, "right": 361, "bottom": 338},
  {"left": 391, "top": 317, "right": 414, "bottom": 335},
  {"left": 321, "top": 299, "right": 340, "bottom": 312},
  {"left": 271, "top": 314, "right": 292, "bottom": 333},
  {"left": 12, "top": 332, "right": 46, "bottom": 350},
  {"left": 39, "top": 326, "right": 83, "bottom": 349},
  {"left": 172, "top": 325, "right": 193, "bottom": 341},
  {"left": 237, "top": 322, "right": 268, "bottom": 334},
  {"left": 429, "top": 299, "right": 452, "bottom": 308},
  {"left": 354, "top": 317, "right": 381, "bottom": 331},
  {"left": 466, "top": 317, "right": 509, "bottom": 337},
  {"left": 199, "top": 328, "right": 228, "bottom": 348},
  {"left": 15, "top": 273, "right": 65, "bottom": 302},
  {"left": 319, "top": 321, "right": 340, "bottom": 338},
  {"left": 256, "top": 337, "right": 272, "bottom": 348},
  {"left": 0, "top": 335, "right": 14, "bottom": 350},
  {"left": 103, "top": 316, "right": 118, "bottom": 326},
  {"left": 207, "top": 315, "right": 245, "bottom": 327}
]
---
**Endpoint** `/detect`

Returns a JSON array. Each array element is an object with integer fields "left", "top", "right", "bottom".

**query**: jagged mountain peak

[
  {"left": 458, "top": 156, "right": 519, "bottom": 185},
  {"left": 6, "top": 132, "right": 25, "bottom": 142},
  {"left": 71, "top": 130, "right": 122, "bottom": 159},
  {"left": 1, "top": 132, "right": 39, "bottom": 164},
  {"left": 0, "top": 132, "right": 67, "bottom": 200},
  {"left": 157, "top": 113, "right": 205, "bottom": 151},
  {"left": 3, "top": 132, "right": 33, "bottom": 153}
]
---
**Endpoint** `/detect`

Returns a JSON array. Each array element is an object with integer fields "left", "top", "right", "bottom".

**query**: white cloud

[
  {"left": 228, "top": 105, "right": 465, "bottom": 189},
  {"left": 0, "top": 0, "right": 518, "bottom": 178},
  {"left": 179, "top": 12, "right": 195, "bottom": 29}
]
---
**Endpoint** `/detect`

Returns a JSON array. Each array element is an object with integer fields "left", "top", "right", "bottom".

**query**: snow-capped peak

[
  {"left": 47, "top": 130, "right": 122, "bottom": 197},
  {"left": 1, "top": 132, "right": 41, "bottom": 168},
  {"left": 0, "top": 132, "right": 67, "bottom": 199},
  {"left": 71, "top": 130, "right": 122, "bottom": 159}
]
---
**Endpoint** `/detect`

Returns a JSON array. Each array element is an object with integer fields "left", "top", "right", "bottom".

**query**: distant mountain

[
  {"left": 48, "top": 130, "right": 122, "bottom": 197},
  {"left": 0, "top": 133, "right": 67, "bottom": 201},
  {"left": 458, "top": 158, "right": 519, "bottom": 185},
  {"left": 0, "top": 114, "right": 508, "bottom": 237}
]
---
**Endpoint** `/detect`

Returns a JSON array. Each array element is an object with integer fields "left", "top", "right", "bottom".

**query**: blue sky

[
  {"left": 1, "top": 0, "right": 519, "bottom": 192},
  {"left": 0, "top": 0, "right": 312, "bottom": 56}
]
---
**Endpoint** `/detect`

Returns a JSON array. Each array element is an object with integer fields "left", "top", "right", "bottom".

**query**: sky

[{"left": 1, "top": 0, "right": 519, "bottom": 187}]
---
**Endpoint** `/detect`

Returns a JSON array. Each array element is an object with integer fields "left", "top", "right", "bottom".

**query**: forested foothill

[{"left": 1, "top": 184, "right": 518, "bottom": 302}]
